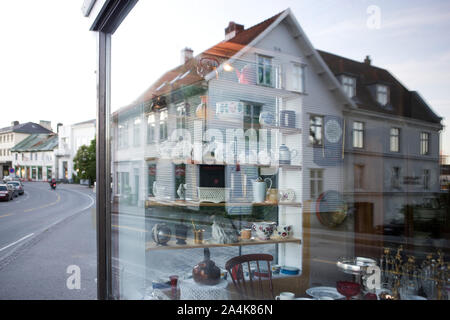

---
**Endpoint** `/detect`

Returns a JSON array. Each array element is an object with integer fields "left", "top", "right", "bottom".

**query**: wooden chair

[{"left": 225, "top": 254, "right": 274, "bottom": 300}]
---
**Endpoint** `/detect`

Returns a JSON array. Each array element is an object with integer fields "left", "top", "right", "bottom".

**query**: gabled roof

[
  {"left": 0, "top": 122, "right": 54, "bottom": 134},
  {"left": 114, "top": 9, "right": 441, "bottom": 126},
  {"left": 11, "top": 134, "right": 58, "bottom": 152},
  {"left": 115, "top": 10, "right": 287, "bottom": 117},
  {"left": 317, "top": 50, "right": 442, "bottom": 124}
]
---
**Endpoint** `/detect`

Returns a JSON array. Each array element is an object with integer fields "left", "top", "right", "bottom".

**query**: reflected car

[
  {"left": 7, "top": 181, "right": 24, "bottom": 196},
  {"left": 0, "top": 184, "right": 13, "bottom": 201}
]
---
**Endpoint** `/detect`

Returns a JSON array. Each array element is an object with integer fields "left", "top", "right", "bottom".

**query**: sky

[{"left": 1, "top": 0, "right": 449, "bottom": 153}]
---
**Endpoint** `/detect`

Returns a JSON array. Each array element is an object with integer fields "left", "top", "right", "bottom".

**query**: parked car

[
  {"left": 7, "top": 181, "right": 24, "bottom": 196},
  {"left": 0, "top": 184, "right": 13, "bottom": 201}
]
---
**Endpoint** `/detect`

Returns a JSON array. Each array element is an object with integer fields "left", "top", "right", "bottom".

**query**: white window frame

[
  {"left": 309, "top": 115, "right": 324, "bottom": 146},
  {"left": 352, "top": 121, "right": 364, "bottom": 149},
  {"left": 390, "top": 128, "right": 400, "bottom": 152},
  {"left": 310, "top": 168, "right": 324, "bottom": 200},
  {"left": 420, "top": 132, "right": 430, "bottom": 155},
  {"left": 341, "top": 75, "right": 356, "bottom": 98},
  {"left": 133, "top": 117, "right": 141, "bottom": 147},
  {"left": 257, "top": 55, "right": 273, "bottom": 87},
  {"left": 291, "top": 62, "right": 306, "bottom": 93},
  {"left": 376, "top": 84, "right": 389, "bottom": 105},
  {"left": 147, "top": 113, "right": 156, "bottom": 144}
]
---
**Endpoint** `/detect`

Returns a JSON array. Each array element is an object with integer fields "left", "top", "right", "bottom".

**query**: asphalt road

[{"left": 0, "top": 182, "right": 97, "bottom": 300}]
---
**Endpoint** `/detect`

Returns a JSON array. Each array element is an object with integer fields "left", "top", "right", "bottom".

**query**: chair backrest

[{"left": 225, "top": 254, "right": 274, "bottom": 300}]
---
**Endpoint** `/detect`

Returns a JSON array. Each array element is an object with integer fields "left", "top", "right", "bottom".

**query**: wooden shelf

[
  {"left": 144, "top": 157, "right": 302, "bottom": 170},
  {"left": 145, "top": 198, "right": 302, "bottom": 208},
  {"left": 146, "top": 237, "right": 302, "bottom": 252}
]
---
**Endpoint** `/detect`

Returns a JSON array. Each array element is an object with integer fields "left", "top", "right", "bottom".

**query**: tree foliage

[{"left": 73, "top": 137, "right": 96, "bottom": 185}]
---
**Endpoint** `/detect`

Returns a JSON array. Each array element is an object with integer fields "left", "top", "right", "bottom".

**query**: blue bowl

[{"left": 280, "top": 266, "right": 300, "bottom": 275}]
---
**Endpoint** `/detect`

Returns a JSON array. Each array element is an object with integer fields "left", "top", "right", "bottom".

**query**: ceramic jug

[
  {"left": 252, "top": 177, "right": 272, "bottom": 203},
  {"left": 279, "top": 144, "right": 298, "bottom": 165}
]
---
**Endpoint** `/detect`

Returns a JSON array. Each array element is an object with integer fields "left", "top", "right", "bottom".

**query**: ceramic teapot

[
  {"left": 279, "top": 144, "right": 298, "bottom": 165},
  {"left": 192, "top": 248, "right": 221, "bottom": 285}
]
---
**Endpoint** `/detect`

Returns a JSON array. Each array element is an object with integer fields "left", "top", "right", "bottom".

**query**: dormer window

[
  {"left": 376, "top": 84, "right": 389, "bottom": 105},
  {"left": 341, "top": 76, "right": 356, "bottom": 98}
]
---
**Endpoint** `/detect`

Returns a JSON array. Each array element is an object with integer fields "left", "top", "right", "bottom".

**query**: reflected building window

[
  {"left": 390, "top": 128, "right": 400, "bottom": 152},
  {"left": 376, "top": 84, "right": 389, "bottom": 106},
  {"left": 159, "top": 110, "right": 168, "bottom": 141},
  {"left": 352, "top": 121, "right": 364, "bottom": 149},
  {"left": 291, "top": 63, "right": 306, "bottom": 93},
  {"left": 423, "top": 169, "right": 430, "bottom": 190},
  {"left": 354, "top": 164, "right": 364, "bottom": 190},
  {"left": 257, "top": 55, "right": 273, "bottom": 87},
  {"left": 420, "top": 132, "right": 430, "bottom": 155},
  {"left": 309, "top": 115, "right": 323, "bottom": 146},
  {"left": 133, "top": 117, "right": 141, "bottom": 147},
  {"left": 310, "top": 168, "right": 324, "bottom": 200},
  {"left": 147, "top": 114, "right": 156, "bottom": 144},
  {"left": 391, "top": 166, "right": 401, "bottom": 189},
  {"left": 341, "top": 75, "right": 356, "bottom": 98}
]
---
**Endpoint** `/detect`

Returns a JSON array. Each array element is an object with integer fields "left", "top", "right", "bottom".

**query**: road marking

[
  {"left": 112, "top": 224, "right": 147, "bottom": 233},
  {"left": 24, "top": 192, "right": 60, "bottom": 213},
  {"left": 0, "top": 233, "right": 34, "bottom": 253},
  {"left": 0, "top": 214, "right": 13, "bottom": 218},
  {"left": 312, "top": 258, "right": 337, "bottom": 266}
]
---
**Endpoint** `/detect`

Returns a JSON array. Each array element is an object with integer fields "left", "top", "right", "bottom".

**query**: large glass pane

[{"left": 108, "top": 2, "right": 449, "bottom": 301}]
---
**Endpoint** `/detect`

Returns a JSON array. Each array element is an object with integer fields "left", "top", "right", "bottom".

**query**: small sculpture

[{"left": 151, "top": 223, "right": 172, "bottom": 246}]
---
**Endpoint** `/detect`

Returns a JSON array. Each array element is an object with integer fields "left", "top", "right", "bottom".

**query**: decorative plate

[{"left": 306, "top": 287, "right": 345, "bottom": 300}]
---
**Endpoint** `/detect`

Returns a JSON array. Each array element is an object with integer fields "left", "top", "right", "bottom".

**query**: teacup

[
  {"left": 276, "top": 292, "right": 295, "bottom": 300},
  {"left": 276, "top": 225, "right": 292, "bottom": 239},
  {"left": 252, "top": 222, "right": 277, "bottom": 240}
]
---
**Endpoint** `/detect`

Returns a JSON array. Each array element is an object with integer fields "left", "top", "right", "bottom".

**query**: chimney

[
  {"left": 11, "top": 121, "right": 19, "bottom": 127},
  {"left": 39, "top": 120, "right": 52, "bottom": 131},
  {"left": 180, "top": 47, "right": 194, "bottom": 65},
  {"left": 364, "top": 55, "right": 371, "bottom": 65},
  {"left": 57, "top": 123, "right": 63, "bottom": 134},
  {"left": 225, "top": 21, "right": 244, "bottom": 41}
]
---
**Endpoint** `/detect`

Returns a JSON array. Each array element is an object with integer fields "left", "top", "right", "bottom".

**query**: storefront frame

[{"left": 88, "top": 0, "right": 138, "bottom": 300}]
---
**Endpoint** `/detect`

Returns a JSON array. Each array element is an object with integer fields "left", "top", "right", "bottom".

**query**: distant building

[
  {"left": 0, "top": 121, "right": 53, "bottom": 178},
  {"left": 11, "top": 133, "right": 58, "bottom": 181},
  {"left": 54, "top": 119, "right": 96, "bottom": 181}
]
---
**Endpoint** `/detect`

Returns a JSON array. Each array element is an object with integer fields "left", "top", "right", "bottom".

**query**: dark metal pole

[{"left": 96, "top": 31, "right": 112, "bottom": 300}]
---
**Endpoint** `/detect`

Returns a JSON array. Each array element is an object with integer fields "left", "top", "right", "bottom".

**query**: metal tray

[{"left": 336, "top": 257, "right": 377, "bottom": 275}]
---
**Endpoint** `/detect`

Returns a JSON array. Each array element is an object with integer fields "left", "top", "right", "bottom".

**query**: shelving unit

[
  {"left": 146, "top": 237, "right": 302, "bottom": 252},
  {"left": 145, "top": 198, "right": 302, "bottom": 208}
]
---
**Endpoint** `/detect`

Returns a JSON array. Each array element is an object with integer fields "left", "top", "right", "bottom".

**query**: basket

[{"left": 197, "top": 187, "right": 230, "bottom": 203}]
